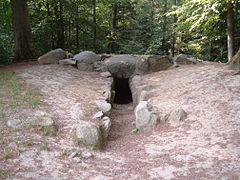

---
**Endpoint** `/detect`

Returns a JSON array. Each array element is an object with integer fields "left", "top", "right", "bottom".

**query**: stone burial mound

[
  {"left": 35, "top": 49, "right": 205, "bottom": 150},
  {"left": 5, "top": 49, "right": 239, "bottom": 179}
]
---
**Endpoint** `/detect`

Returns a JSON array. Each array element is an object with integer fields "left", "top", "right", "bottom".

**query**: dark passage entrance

[{"left": 114, "top": 78, "right": 133, "bottom": 104}]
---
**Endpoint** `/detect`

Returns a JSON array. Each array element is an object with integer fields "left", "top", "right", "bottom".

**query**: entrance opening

[{"left": 114, "top": 78, "right": 133, "bottom": 104}]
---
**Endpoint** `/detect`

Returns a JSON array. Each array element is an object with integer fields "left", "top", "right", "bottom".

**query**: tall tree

[
  {"left": 169, "top": 0, "right": 238, "bottom": 61},
  {"left": 227, "top": 1, "right": 234, "bottom": 62},
  {"left": 111, "top": 2, "right": 118, "bottom": 52},
  {"left": 54, "top": 0, "right": 65, "bottom": 48},
  {"left": 10, "top": 0, "right": 34, "bottom": 60},
  {"left": 161, "top": 0, "right": 168, "bottom": 54},
  {"left": 93, "top": 0, "right": 97, "bottom": 51},
  {"left": 171, "top": 0, "right": 177, "bottom": 56}
]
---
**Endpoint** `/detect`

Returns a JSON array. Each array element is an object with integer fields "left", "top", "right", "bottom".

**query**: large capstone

[{"left": 104, "top": 55, "right": 138, "bottom": 79}]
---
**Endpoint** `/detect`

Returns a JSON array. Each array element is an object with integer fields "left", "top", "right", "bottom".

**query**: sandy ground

[{"left": 0, "top": 62, "right": 239, "bottom": 180}]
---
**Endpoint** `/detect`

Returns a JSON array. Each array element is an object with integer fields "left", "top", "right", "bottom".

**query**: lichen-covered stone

[
  {"left": 74, "top": 51, "right": 101, "bottom": 71},
  {"left": 101, "top": 117, "right": 111, "bottom": 140},
  {"left": 38, "top": 48, "right": 69, "bottom": 64},
  {"left": 104, "top": 55, "right": 138, "bottom": 78},
  {"left": 94, "top": 100, "right": 111, "bottom": 116},
  {"left": 75, "top": 122, "right": 102, "bottom": 150},
  {"left": 6, "top": 119, "right": 22, "bottom": 129},
  {"left": 173, "top": 54, "right": 202, "bottom": 65},
  {"left": 59, "top": 58, "right": 76, "bottom": 65},
  {"left": 168, "top": 108, "right": 187, "bottom": 126},
  {"left": 134, "top": 101, "right": 159, "bottom": 130}
]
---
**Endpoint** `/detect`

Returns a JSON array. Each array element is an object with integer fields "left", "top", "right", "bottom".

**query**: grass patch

[
  {"left": 2, "top": 151, "right": 14, "bottom": 159},
  {"left": 0, "top": 168, "right": 8, "bottom": 179},
  {"left": 34, "top": 125, "right": 58, "bottom": 136},
  {"left": 0, "top": 70, "right": 42, "bottom": 121},
  {"left": 40, "top": 143, "right": 50, "bottom": 151},
  {"left": 18, "top": 140, "right": 36, "bottom": 147},
  {"left": 131, "top": 128, "right": 139, "bottom": 133}
]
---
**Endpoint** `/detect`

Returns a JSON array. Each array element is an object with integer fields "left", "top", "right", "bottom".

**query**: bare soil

[{"left": 0, "top": 62, "right": 240, "bottom": 180}]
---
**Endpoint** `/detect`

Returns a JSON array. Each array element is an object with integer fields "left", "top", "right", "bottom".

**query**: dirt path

[{"left": 107, "top": 103, "right": 136, "bottom": 149}]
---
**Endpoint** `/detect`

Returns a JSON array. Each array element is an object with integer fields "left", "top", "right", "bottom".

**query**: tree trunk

[
  {"left": 10, "top": 0, "right": 34, "bottom": 60},
  {"left": 161, "top": 0, "right": 168, "bottom": 54},
  {"left": 55, "top": 1, "right": 65, "bottom": 49},
  {"left": 111, "top": 3, "right": 118, "bottom": 53},
  {"left": 93, "top": 0, "right": 97, "bottom": 51},
  {"left": 46, "top": 1, "right": 55, "bottom": 49},
  {"left": 75, "top": 5, "right": 79, "bottom": 49},
  {"left": 228, "top": 49, "right": 240, "bottom": 71},
  {"left": 227, "top": 2, "right": 235, "bottom": 62},
  {"left": 171, "top": 0, "right": 177, "bottom": 57}
]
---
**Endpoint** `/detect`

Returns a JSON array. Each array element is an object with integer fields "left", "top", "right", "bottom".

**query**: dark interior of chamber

[{"left": 113, "top": 78, "right": 133, "bottom": 104}]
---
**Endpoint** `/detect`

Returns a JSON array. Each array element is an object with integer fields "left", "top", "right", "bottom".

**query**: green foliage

[
  {"left": 2, "top": 151, "right": 14, "bottom": 159},
  {"left": 168, "top": 0, "right": 240, "bottom": 62},
  {"left": 0, "top": 0, "right": 14, "bottom": 64},
  {"left": 0, "top": 168, "right": 8, "bottom": 179},
  {"left": 0, "top": 70, "right": 42, "bottom": 122},
  {"left": 40, "top": 142, "right": 50, "bottom": 151},
  {"left": 1, "top": 0, "right": 239, "bottom": 61},
  {"left": 131, "top": 128, "right": 139, "bottom": 133}
]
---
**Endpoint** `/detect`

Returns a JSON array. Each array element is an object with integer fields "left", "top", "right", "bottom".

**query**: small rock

[
  {"left": 75, "top": 122, "right": 102, "bottom": 150},
  {"left": 72, "top": 157, "right": 82, "bottom": 163},
  {"left": 34, "top": 112, "right": 57, "bottom": 135},
  {"left": 6, "top": 119, "right": 22, "bottom": 129},
  {"left": 135, "top": 101, "right": 159, "bottom": 130},
  {"left": 69, "top": 149, "right": 81, "bottom": 159},
  {"left": 101, "top": 117, "right": 111, "bottom": 140},
  {"left": 81, "top": 151, "right": 94, "bottom": 159},
  {"left": 168, "top": 108, "right": 187, "bottom": 126},
  {"left": 94, "top": 100, "right": 111, "bottom": 116},
  {"left": 103, "top": 90, "right": 112, "bottom": 102},
  {"left": 93, "top": 111, "right": 104, "bottom": 119},
  {"left": 100, "top": 72, "right": 112, "bottom": 78},
  {"left": 59, "top": 58, "right": 76, "bottom": 65},
  {"left": 36, "top": 115, "right": 54, "bottom": 127},
  {"left": 139, "top": 90, "right": 148, "bottom": 101}
]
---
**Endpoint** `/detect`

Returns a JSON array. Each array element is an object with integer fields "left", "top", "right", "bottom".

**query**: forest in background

[{"left": 0, "top": 0, "right": 240, "bottom": 64}]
